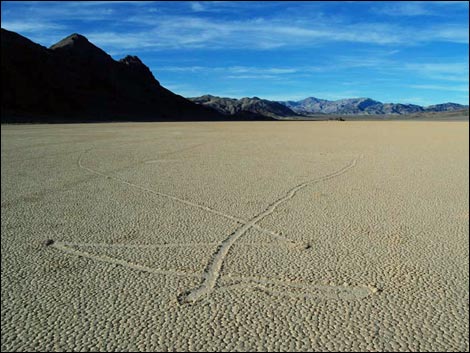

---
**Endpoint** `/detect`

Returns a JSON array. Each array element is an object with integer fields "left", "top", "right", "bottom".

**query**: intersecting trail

[
  {"left": 178, "top": 157, "right": 361, "bottom": 304},
  {"left": 52, "top": 241, "right": 199, "bottom": 279},
  {"left": 213, "top": 277, "right": 375, "bottom": 301},
  {"left": 56, "top": 240, "right": 302, "bottom": 250},
  {"left": 76, "top": 149, "right": 364, "bottom": 304},
  {"left": 78, "top": 149, "right": 301, "bottom": 247},
  {"left": 51, "top": 239, "right": 375, "bottom": 301}
]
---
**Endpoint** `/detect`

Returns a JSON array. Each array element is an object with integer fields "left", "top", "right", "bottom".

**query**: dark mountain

[
  {"left": 279, "top": 97, "right": 468, "bottom": 115},
  {"left": 189, "top": 95, "right": 297, "bottom": 119},
  {"left": 1, "top": 29, "right": 270, "bottom": 123}
]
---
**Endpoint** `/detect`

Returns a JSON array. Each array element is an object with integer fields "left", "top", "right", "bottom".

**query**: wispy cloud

[
  {"left": 403, "top": 62, "right": 469, "bottom": 82},
  {"left": 155, "top": 59, "right": 469, "bottom": 82},
  {"left": 156, "top": 66, "right": 301, "bottom": 74},
  {"left": 60, "top": 18, "right": 467, "bottom": 53},
  {"left": 124, "top": 15, "right": 465, "bottom": 49},
  {"left": 2, "top": 2, "right": 468, "bottom": 51},
  {"left": 371, "top": 1, "right": 469, "bottom": 17},
  {"left": 78, "top": 1, "right": 153, "bottom": 5},
  {"left": 372, "top": 2, "right": 435, "bottom": 16},
  {"left": 405, "top": 62, "right": 468, "bottom": 74},
  {"left": 4, "top": 2, "right": 117, "bottom": 21},
  {"left": 1, "top": 20, "right": 65, "bottom": 33},
  {"left": 409, "top": 84, "right": 469, "bottom": 92},
  {"left": 189, "top": 2, "right": 205, "bottom": 12},
  {"left": 154, "top": 65, "right": 305, "bottom": 81},
  {"left": 226, "top": 75, "right": 280, "bottom": 80}
]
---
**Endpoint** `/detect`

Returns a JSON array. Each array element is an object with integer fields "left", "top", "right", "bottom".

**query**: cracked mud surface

[{"left": 1, "top": 121, "right": 469, "bottom": 351}]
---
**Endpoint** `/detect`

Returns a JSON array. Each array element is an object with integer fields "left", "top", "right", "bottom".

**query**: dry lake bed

[{"left": 1, "top": 121, "right": 469, "bottom": 352}]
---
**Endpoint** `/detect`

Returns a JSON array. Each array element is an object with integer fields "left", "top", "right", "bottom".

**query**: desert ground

[{"left": 1, "top": 121, "right": 468, "bottom": 352}]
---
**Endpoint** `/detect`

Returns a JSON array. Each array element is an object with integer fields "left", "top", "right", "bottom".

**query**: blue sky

[{"left": 1, "top": 1, "right": 469, "bottom": 105}]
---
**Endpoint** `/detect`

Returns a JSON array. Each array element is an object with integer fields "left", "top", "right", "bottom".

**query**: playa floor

[{"left": 1, "top": 121, "right": 468, "bottom": 351}]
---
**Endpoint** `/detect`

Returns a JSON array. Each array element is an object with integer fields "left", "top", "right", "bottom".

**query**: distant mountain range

[
  {"left": 1, "top": 29, "right": 272, "bottom": 123},
  {"left": 1, "top": 28, "right": 467, "bottom": 123},
  {"left": 189, "top": 95, "right": 467, "bottom": 117},
  {"left": 279, "top": 97, "right": 468, "bottom": 115}
]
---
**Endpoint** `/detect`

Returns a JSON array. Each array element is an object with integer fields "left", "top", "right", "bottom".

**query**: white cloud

[
  {"left": 156, "top": 66, "right": 299, "bottom": 74},
  {"left": 403, "top": 62, "right": 469, "bottom": 83},
  {"left": 3, "top": 2, "right": 468, "bottom": 51},
  {"left": 405, "top": 62, "right": 468, "bottom": 75},
  {"left": 113, "top": 14, "right": 468, "bottom": 50},
  {"left": 432, "top": 25, "right": 469, "bottom": 44},
  {"left": 2, "top": 20, "right": 65, "bottom": 33},
  {"left": 227, "top": 67, "right": 298, "bottom": 74},
  {"left": 79, "top": 1, "right": 152, "bottom": 5},
  {"left": 226, "top": 75, "right": 280, "bottom": 80},
  {"left": 409, "top": 84, "right": 469, "bottom": 92},
  {"left": 371, "top": 1, "right": 469, "bottom": 17},
  {"left": 153, "top": 60, "right": 470, "bottom": 85},
  {"left": 190, "top": 2, "right": 205, "bottom": 12},
  {"left": 372, "top": 2, "right": 433, "bottom": 16},
  {"left": 85, "top": 32, "right": 159, "bottom": 49}
]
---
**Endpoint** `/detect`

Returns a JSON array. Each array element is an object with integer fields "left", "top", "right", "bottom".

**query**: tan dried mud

[{"left": 1, "top": 121, "right": 468, "bottom": 351}]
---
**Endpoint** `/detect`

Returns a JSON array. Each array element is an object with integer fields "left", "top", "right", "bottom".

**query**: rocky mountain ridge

[
  {"left": 189, "top": 95, "right": 297, "bottom": 118},
  {"left": 1, "top": 29, "right": 273, "bottom": 123},
  {"left": 279, "top": 97, "right": 468, "bottom": 115},
  {"left": 189, "top": 94, "right": 467, "bottom": 117}
]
